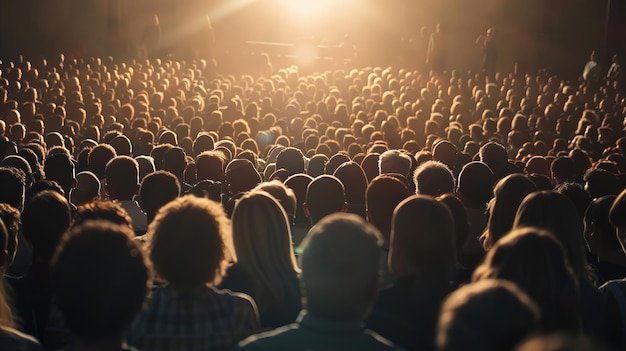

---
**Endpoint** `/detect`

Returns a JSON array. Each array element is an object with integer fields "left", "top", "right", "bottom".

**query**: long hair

[
  {"left": 513, "top": 191, "right": 589, "bottom": 282},
  {"left": 473, "top": 227, "right": 581, "bottom": 333},
  {"left": 231, "top": 191, "right": 300, "bottom": 309},
  {"left": 481, "top": 174, "right": 537, "bottom": 250}
]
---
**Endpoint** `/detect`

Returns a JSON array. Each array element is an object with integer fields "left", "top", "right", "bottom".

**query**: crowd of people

[{"left": 0, "top": 48, "right": 624, "bottom": 351}]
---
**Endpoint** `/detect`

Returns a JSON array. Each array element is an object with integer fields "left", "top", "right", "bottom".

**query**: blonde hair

[{"left": 231, "top": 191, "right": 300, "bottom": 309}]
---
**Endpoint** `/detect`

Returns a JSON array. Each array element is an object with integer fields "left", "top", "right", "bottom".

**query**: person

[
  {"left": 584, "top": 196, "right": 626, "bottom": 285},
  {"left": 413, "top": 160, "right": 455, "bottom": 197},
  {"left": 303, "top": 175, "right": 347, "bottom": 226},
  {"left": 0, "top": 217, "right": 43, "bottom": 350},
  {"left": 427, "top": 23, "right": 446, "bottom": 73},
  {"left": 104, "top": 156, "right": 147, "bottom": 235},
  {"left": 480, "top": 174, "right": 537, "bottom": 250},
  {"left": 143, "top": 14, "right": 161, "bottom": 59},
  {"left": 455, "top": 161, "right": 494, "bottom": 265},
  {"left": 17, "top": 190, "right": 72, "bottom": 343},
  {"left": 437, "top": 279, "right": 540, "bottom": 351},
  {"left": 582, "top": 51, "right": 600, "bottom": 83},
  {"left": 51, "top": 221, "right": 150, "bottom": 351},
  {"left": 238, "top": 213, "right": 401, "bottom": 351},
  {"left": 474, "top": 227, "right": 580, "bottom": 332},
  {"left": 476, "top": 27, "right": 497, "bottom": 79},
  {"left": 368, "top": 195, "right": 457, "bottom": 350},
  {"left": 128, "top": 196, "right": 260, "bottom": 350},
  {"left": 69, "top": 171, "right": 101, "bottom": 207},
  {"left": 607, "top": 54, "right": 622, "bottom": 81},
  {"left": 220, "top": 191, "right": 301, "bottom": 329},
  {"left": 138, "top": 171, "right": 180, "bottom": 224}
]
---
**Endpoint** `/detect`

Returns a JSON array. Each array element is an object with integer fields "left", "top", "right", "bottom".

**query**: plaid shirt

[{"left": 128, "top": 285, "right": 260, "bottom": 351}]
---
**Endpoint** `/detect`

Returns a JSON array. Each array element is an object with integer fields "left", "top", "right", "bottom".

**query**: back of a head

[
  {"left": 583, "top": 168, "right": 619, "bottom": 199},
  {"left": 514, "top": 191, "right": 587, "bottom": 280},
  {"left": 44, "top": 153, "right": 75, "bottom": 193},
  {"left": 479, "top": 142, "right": 507, "bottom": 172},
  {"left": 609, "top": 189, "right": 626, "bottom": 248},
  {"left": 305, "top": 175, "right": 346, "bottom": 224},
  {"left": 70, "top": 171, "right": 101, "bottom": 207},
  {"left": 433, "top": 140, "right": 458, "bottom": 170},
  {"left": 225, "top": 158, "right": 262, "bottom": 195},
  {"left": 366, "top": 175, "right": 410, "bottom": 242},
  {"left": 300, "top": 213, "right": 382, "bottom": 320},
  {"left": 0, "top": 167, "right": 26, "bottom": 210},
  {"left": 52, "top": 221, "right": 149, "bottom": 340},
  {"left": 148, "top": 195, "right": 229, "bottom": 289},
  {"left": 88, "top": 144, "right": 117, "bottom": 180},
  {"left": 252, "top": 180, "right": 297, "bottom": 221},
  {"left": 22, "top": 190, "right": 71, "bottom": 263},
  {"left": 231, "top": 191, "right": 298, "bottom": 304},
  {"left": 105, "top": 156, "right": 139, "bottom": 200},
  {"left": 139, "top": 171, "right": 181, "bottom": 218},
  {"left": 473, "top": 227, "right": 580, "bottom": 332},
  {"left": 333, "top": 161, "right": 368, "bottom": 205},
  {"left": 109, "top": 135, "right": 133, "bottom": 156},
  {"left": 483, "top": 173, "right": 538, "bottom": 250},
  {"left": 275, "top": 147, "right": 305, "bottom": 176},
  {"left": 584, "top": 196, "right": 620, "bottom": 253},
  {"left": 437, "top": 279, "right": 540, "bottom": 351},
  {"left": 195, "top": 150, "right": 225, "bottom": 182},
  {"left": 551, "top": 157, "right": 577, "bottom": 184},
  {"left": 457, "top": 161, "right": 495, "bottom": 208},
  {"left": 72, "top": 200, "right": 133, "bottom": 229},
  {"left": 162, "top": 146, "right": 187, "bottom": 177},
  {"left": 379, "top": 149, "right": 411, "bottom": 178},
  {"left": 390, "top": 195, "right": 456, "bottom": 277},
  {"left": 413, "top": 160, "right": 455, "bottom": 197}
]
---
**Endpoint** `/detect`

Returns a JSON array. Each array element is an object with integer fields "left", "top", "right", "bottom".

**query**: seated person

[
  {"left": 51, "top": 221, "right": 150, "bottom": 351},
  {"left": 128, "top": 196, "right": 260, "bottom": 351},
  {"left": 238, "top": 213, "right": 401, "bottom": 351}
]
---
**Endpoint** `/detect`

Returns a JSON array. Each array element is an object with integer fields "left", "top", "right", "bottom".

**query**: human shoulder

[{"left": 0, "top": 326, "right": 43, "bottom": 351}]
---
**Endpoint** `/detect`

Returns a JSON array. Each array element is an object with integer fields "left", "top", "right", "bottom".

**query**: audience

[
  {"left": 238, "top": 213, "right": 401, "bottom": 350},
  {"left": 0, "top": 38, "right": 624, "bottom": 350}
]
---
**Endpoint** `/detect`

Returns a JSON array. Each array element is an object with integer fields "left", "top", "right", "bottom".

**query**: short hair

[
  {"left": 275, "top": 147, "right": 305, "bottom": 175},
  {"left": 305, "top": 175, "right": 346, "bottom": 224},
  {"left": 0, "top": 167, "right": 26, "bottom": 209},
  {"left": 88, "top": 144, "right": 117, "bottom": 179},
  {"left": 0, "top": 203, "right": 20, "bottom": 249},
  {"left": 366, "top": 175, "right": 409, "bottom": 241},
  {"left": 413, "top": 160, "right": 455, "bottom": 196},
  {"left": 252, "top": 180, "right": 297, "bottom": 220},
  {"left": 70, "top": 171, "right": 101, "bottom": 207},
  {"left": 300, "top": 213, "right": 382, "bottom": 320},
  {"left": 583, "top": 168, "right": 620, "bottom": 198},
  {"left": 162, "top": 146, "right": 187, "bottom": 175},
  {"left": 378, "top": 150, "right": 411, "bottom": 178},
  {"left": 457, "top": 161, "right": 495, "bottom": 208},
  {"left": 609, "top": 188, "right": 626, "bottom": 230},
  {"left": 44, "top": 153, "right": 75, "bottom": 193},
  {"left": 52, "top": 221, "right": 149, "bottom": 340},
  {"left": 225, "top": 158, "right": 261, "bottom": 195},
  {"left": 437, "top": 279, "right": 540, "bottom": 351},
  {"left": 391, "top": 195, "right": 456, "bottom": 277},
  {"left": 109, "top": 135, "right": 132, "bottom": 156},
  {"left": 195, "top": 150, "right": 225, "bottom": 182},
  {"left": 105, "top": 156, "right": 139, "bottom": 199},
  {"left": 22, "top": 190, "right": 71, "bottom": 263},
  {"left": 147, "top": 196, "right": 230, "bottom": 288},
  {"left": 72, "top": 200, "right": 133, "bottom": 229},
  {"left": 479, "top": 142, "right": 507, "bottom": 171},
  {"left": 139, "top": 171, "right": 181, "bottom": 217}
]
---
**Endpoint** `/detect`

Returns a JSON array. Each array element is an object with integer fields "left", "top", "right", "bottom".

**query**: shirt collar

[{"left": 297, "top": 311, "right": 364, "bottom": 334}]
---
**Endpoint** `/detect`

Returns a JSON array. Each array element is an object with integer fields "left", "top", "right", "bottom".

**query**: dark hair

[
  {"left": 139, "top": 171, "right": 181, "bottom": 218},
  {"left": 147, "top": 196, "right": 230, "bottom": 289},
  {"left": 22, "top": 190, "right": 71, "bottom": 263},
  {"left": 305, "top": 175, "right": 346, "bottom": 224},
  {"left": 52, "top": 221, "right": 149, "bottom": 340},
  {"left": 73, "top": 200, "right": 133, "bottom": 229}
]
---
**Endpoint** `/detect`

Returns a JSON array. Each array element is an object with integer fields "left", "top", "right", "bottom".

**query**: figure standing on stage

[
  {"left": 476, "top": 27, "right": 497, "bottom": 79},
  {"left": 427, "top": 23, "right": 446, "bottom": 73},
  {"left": 142, "top": 14, "right": 161, "bottom": 59}
]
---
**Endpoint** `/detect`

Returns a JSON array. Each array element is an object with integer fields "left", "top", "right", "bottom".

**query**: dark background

[{"left": 0, "top": 0, "right": 624, "bottom": 79}]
